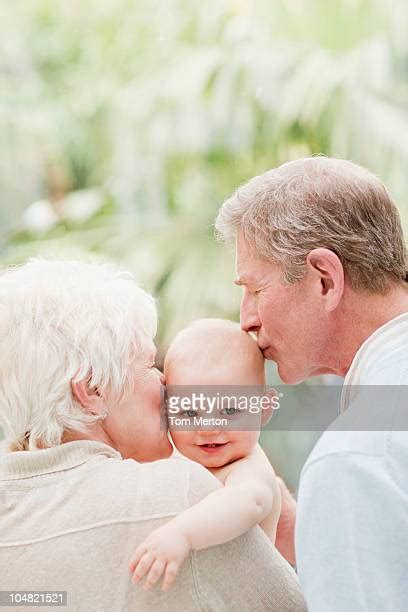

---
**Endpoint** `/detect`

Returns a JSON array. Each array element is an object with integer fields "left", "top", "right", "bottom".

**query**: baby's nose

[{"left": 198, "top": 428, "right": 221, "bottom": 436}]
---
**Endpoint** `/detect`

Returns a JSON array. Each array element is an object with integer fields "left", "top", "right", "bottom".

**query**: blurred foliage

[{"left": 2, "top": 0, "right": 408, "bottom": 484}]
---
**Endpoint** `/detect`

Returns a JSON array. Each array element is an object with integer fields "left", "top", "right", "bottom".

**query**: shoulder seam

[
  {"left": 0, "top": 515, "right": 179, "bottom": 548},
  {"left": 302, "top": 449, "right": 383, "bottom": 476}
]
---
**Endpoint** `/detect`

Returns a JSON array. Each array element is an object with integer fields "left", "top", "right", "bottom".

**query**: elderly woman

[{"left": 0, "top": 259, "right": 305, "bottom": 612}]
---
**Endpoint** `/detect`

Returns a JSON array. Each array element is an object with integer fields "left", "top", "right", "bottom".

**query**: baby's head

[{"left": 165, "top": 318, "right": 266, "bottom": 468}]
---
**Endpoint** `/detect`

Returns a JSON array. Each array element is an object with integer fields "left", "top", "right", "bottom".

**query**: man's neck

[{"left": 330, "top": 285, "right": 408, "bottom": 377}]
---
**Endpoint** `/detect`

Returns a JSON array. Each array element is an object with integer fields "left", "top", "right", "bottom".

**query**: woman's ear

[{"left": 71, "top": 378, "right": 106, "bottom": 417}]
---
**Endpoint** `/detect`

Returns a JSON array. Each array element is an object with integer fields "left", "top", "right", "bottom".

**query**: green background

[{"left": 1, "top": 0, "right": 408, "bottom": 488}]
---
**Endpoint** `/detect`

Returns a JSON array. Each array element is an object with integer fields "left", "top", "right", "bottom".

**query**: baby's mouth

[{"left": 198, "top": 442, "right": 229, "bottom": 452}]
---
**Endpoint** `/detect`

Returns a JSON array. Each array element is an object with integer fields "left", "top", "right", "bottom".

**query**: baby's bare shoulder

[{"left": 208, "top": 446, "right": 264, "bottom": 484}]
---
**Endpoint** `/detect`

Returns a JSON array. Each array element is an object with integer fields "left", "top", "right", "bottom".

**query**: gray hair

[
  {"left": 215, "top": 157, "right": 407, "bottom": 293},
  {"left": 0, "top": 258, "right": 157, "bottom": 451}
]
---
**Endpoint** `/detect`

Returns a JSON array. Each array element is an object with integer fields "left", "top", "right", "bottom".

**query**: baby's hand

[{"left": 128, "top": 523, "right": 191, "bottom": 592}]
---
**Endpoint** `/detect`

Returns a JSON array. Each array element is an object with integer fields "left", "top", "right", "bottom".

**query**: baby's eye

[
  {"left": 181, "top": 409, "right": 198, "bottom": 418},
  {"left": 220, "top": 407, "right": 240, "bottom": 416}
]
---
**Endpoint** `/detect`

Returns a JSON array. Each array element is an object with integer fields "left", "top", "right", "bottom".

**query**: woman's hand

[{"left": 129, "top": 523, "right": 192, "bottom": 592}]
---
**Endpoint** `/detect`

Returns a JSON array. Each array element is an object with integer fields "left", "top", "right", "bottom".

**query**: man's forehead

[
  {"left": 235, "top": 254, "right": 251, "bottom": 284},
  {"left": 235, "top": 234, "right": 263, "bottom": 283},
  {"left": 235, "top": 264, "right": 264, "bottom": 288}
]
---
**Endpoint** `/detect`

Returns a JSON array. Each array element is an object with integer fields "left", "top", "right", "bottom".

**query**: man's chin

[{"left": 276, "top": 363, "right": 306, "bottom": 385}]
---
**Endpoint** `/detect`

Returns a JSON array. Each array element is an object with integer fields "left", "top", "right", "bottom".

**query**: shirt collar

[
  {"left": 0, "top": 440, "right": 121, "bottom": 481},
  {"left": 340, "top": 311, "right": 408, "bottom": 412}
]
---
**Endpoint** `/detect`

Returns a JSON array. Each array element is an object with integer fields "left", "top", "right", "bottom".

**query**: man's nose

[{"left": 240, "top": 290, "right": 261, "bottom": 334}]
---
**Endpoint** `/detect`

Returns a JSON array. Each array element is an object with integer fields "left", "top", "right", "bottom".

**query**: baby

[{"left": 129, "top": 319, "right": 281, "bottom": 591}]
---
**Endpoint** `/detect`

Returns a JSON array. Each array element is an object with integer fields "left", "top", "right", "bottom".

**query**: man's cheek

[{"left": 259, "top": 305, "right": 271, "bottom": 329}]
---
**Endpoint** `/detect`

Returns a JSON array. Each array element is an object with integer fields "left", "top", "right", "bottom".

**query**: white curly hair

[{"left": 0, "top": 258, "right": 157, "bottom": 451}]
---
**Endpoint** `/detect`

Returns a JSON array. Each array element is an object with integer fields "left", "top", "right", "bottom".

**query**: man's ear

[
  {"left": 261, "top": 404, "right": 273, "bottom": 427},
  {"left": 71, "top": 378, "right": 106, "bottom": 416},
  {"left": 306, "top": 248, "right": 344, "bottom": 311},
  {"left": 261, "top": 387, "right": 279, "bottom": 427}
]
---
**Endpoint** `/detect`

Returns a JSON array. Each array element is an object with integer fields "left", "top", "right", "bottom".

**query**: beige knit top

[{"left": 0, "top": 440, "right": 306, "bottom": 611}]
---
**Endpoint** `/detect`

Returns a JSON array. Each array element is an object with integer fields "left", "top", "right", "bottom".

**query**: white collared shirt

[{"left": 296, "top": 313, "right": 408, "bottom": 612}]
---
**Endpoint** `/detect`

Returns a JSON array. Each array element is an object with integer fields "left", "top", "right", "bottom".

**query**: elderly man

[
  {"left": 216, "top": 156, "right": 408, "bottom": 612},
  {"left": 0, "top": 259, "right": 305, "bottom": 612}
]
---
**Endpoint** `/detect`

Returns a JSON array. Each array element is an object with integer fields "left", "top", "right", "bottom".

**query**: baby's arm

[
  {"left": 129, "top": 444, "right": 279, "bottom": 591},
  {"left": 217, "top": 444, "right": 281, "bottom": 542}
]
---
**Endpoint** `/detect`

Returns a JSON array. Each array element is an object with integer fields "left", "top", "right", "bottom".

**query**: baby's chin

[
  {"left": 200, "top": 456, "right": 231, "bottom": 468},
  {"left": 175, "top": 446, "right": 230, "bottom": 468},
  {"left": 197, "top": 450, "right": 248, "bottom": 469}
]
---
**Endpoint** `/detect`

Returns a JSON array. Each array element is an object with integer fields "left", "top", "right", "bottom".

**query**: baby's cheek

[
  {"left": 169, "top": 431, "right": 194, "bottom": 456},
  {"left": 233, "top": 432, "right": 259, "bottom": 454}
]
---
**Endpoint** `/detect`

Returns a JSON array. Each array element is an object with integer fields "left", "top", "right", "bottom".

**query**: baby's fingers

[
  {"left": 161, "top": 561, "right": 180, "bottom": 592},
  {"left": 143, "top": 560, "right": 166, "bottom": 591},
  {"left": 131, "top": 552, "right": 154, "bottom": 584}
]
